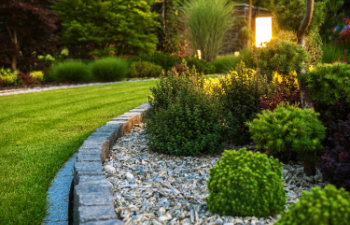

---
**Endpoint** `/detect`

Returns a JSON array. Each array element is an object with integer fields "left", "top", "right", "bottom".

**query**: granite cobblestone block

[{"left": 72, "top": 103, "right": 150, "bottom": 225}]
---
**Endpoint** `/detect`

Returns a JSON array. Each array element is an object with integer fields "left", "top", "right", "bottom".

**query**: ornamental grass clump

[
  {"left": 247, "top": 104, "right": 325, "bottom": 175},
  {"left": 207, "top": 148, "right": 286, "bottom": 217},
  {"left": 275, "top": 185, "right": 350, "bottom": 225}
]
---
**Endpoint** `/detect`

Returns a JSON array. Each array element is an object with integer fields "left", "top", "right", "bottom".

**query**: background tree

[
  {"left": 53, "top": 0, "right": 159, "bottom": 58},
  {"left": 319, "top": 0, "right": 344, "bottom": 43},
  {"left": 0, "top": 0, "right": 57, "bottom": 71}
]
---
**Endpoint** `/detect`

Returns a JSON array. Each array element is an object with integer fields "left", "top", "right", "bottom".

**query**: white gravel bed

[
  {"left": 0, "top": 79, "right": 156, "bottom": 96},
  {"left": 104, "top": 124, "right": 326, "bottom": 225}
]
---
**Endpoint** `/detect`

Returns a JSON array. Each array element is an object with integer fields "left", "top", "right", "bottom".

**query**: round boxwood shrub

[
  {"left": 129, "top": 61, "right": 164, "bottom": 78},
  {"left": 90, "top": 57, "right": 129, "bottom": 81},
  {"left": 50, "top": 60, "right": 92, "bottom": 82},
  {"left": 207, "top": 148, "right": 286, "bottom": 217},
  {"left": 275, "top": 185, "right": 350, "bottom": 225}
]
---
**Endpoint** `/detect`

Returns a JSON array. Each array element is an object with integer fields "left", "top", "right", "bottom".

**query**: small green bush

[
  {"left": 247, "top": 104, "right": 325, "bottom": 156},
  {"left": 50, "top": 60, "right": 92, "bottom": 82},
  {"left": 129, "top": 61, "right": 164, "bottom": 78},
  {"left": 90, "top": 57, "right": 129, "bottom": 81},
  {"left": 146, "top": 74, "right": 224, "bottom": 156},
  {"left": 301, "top": 63, "right": 350, "bottom": 105},
  {"left": 275, "top": 185, "right": 350, "bottom": 225},
  {"left": 184, "top": 57, "right": 215, "bottom": 74},
  {"left": 218, "top": 62, "right": 270, "bottom": 144},
  {"left": 207, "top": 148, "right": 286, "bottom": 217},
  {"left": 255, "top": 40, "right": 307, "bottom": 77},
  {"left": 138, "top": 52, "right": 180, "bottom": 71},
  {"left": 213, "top": 54, "right": 241, "bottom": 73}
]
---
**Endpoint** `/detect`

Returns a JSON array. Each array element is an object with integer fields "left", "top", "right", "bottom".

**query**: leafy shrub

[
  {"left": 17, "top": 72, "right": 37, "bottom": 86},
  {"left": 50, "top": 60, "right": 92, "bottom": 82},
  {"left": 138, "top": 52, "right": 180, "bottom": 71},
  {"left": 30, "top": 71, "right": 44, "bottom": 81},
  {"left": 213, "top": 54, "right": 241, "bottom": 73},
  {"left": 217, "top": 62, "right": 270, "bottom": 144},
  {"left": 0, "top": 68, "right": 17, "bottom": 85},
  {"left": 129, "top": 61, "right": 164, "bottom": 78},
  {"left": 275, "top": 185, "right": 350, "bottom": 225},
  {"left": 260, "top": 72, "right": 300, "bottom": 110},
  {"left": 207, "top": 148, "right": 286, "bottom": 217},
  {"left": 301, "top": 63, "right": 350, "bottom": 105},
  {"left": 90, "top": 57, "right": 129, "bottom": 81},
  {"left": 146, "top": 74, "right": 224, "bottom": 156},
  {"left": 321, "top": 114, "right": 350, "bottom": 192},
  {"left": 184, "top": 56, "right": 215, "bottom": 74},
  {"left": 255, "top": 40, "right": 307, "bottom": 77},
  {"left": 247, "top": 104, "right": 325, "bottom": 164}
]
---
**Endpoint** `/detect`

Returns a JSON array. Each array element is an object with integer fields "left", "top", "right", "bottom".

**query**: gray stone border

[{"left": 73, "top": 103, "right": 151, "bottom": 225}]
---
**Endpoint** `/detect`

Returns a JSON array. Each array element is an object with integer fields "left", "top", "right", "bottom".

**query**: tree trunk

[
  {"left": 7, "top": 27, "right": 19, "bottom": 71},
  {"left": 297, "top": 0, "right": 314, "bottom": 109},
  {"left": 247, "top": 0, "right": 252, "bottom": 48}
]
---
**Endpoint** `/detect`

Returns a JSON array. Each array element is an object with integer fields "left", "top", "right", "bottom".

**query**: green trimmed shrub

[
  {"left": 0, "top": 68, "right": 18, "bottom": 85},
  {"left": 184, "top": 57, "right": 215, "bottom": 74},
  {"left": 275, "top": 185, "right": 350, "bottom": 225},
  {"left": 138, "top": 52, "right": 180, "bottom": 71},
  {"left": 207, "top": 148, "right": 286, "bottom": 217},
  {"left": 213, "top": 54, "right": 241, "bottom": 73},
  {"left": 90, "top": 57, "right": 129, "bottom": 81},
  {"left": 129, "top": 61, "right": 164, "bottom": 78},
  {"left": 247, "top": 104, "right": 325, "bottom": 154},
  {"left": 218, "top": 62, "right": 270, "bottom": 144},
  {"left": 301, "top": 63, "right": 350, "bottom": 105},
  {"left": 50, "top": 60, "right": 92, "bottom": 82},
  {"left": 146, "top": 74, "right": 225, "bottom": 156},
  {"left": 255, "top": 40, "right": 307, "bottom": 77}
]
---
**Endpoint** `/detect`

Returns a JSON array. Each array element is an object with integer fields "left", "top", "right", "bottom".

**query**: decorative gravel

[{"left": 104, "top": 124, "right": 326, "bottom": 225}]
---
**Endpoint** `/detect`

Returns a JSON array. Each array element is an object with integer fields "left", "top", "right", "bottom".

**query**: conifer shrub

[
  {"left": 184, "top": 56, "right": 215, "bottom": 74},
  {"left": 146, "top": 73, "right": 224, "bottom": 156},
  {"left": 50, "top": 60, "right": 92, "bottom": 82},
  {"left": 207, "top": 148, "right": 286, "bottom": 217},
  {"left": 301, "top": 63, "right": 350, "bottom": 105},
  {"left": 90, "top": 57, "right": 129, "bottom": 81},
  {"left": 129, "top": 61, "right": 164, "bottom": 78},
  {"left": 275, "top": 185, "right": 350, "bottom": 225}
]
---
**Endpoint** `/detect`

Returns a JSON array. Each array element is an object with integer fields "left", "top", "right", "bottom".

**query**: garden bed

[{"left": 104, "top": 123, "right": 326, "bottom": 225}]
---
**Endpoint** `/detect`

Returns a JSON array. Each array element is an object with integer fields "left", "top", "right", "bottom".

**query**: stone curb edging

[{"left": 73, "top": 103, "right": 151, "bottom": 225}]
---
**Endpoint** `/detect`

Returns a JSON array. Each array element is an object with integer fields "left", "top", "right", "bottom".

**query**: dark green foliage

[
  {"left": 213, "top": 54, "right": 241, "bottom": 73},
  {"left": 138, "top": 52, "right": 180, "bottom": 71},
  {"left": 255, "top": 40, "right": 307, "bottom": 77},
  {"left": 207, "top": 148, "right": 286, "bottom": 217},
  {"left": 90, "top": 57, "right": 128, "bottom": 82},
  {"left": 275, "top": 185, "right": 350, "bottom": 225},
  {"left": 319, "top": 0, "right": 344, "bottom": 43},
  {"left": 301, "top": 63, "right": 350, "bottom": 105},
  {"left": 146, "top": 74, "right": 224, "bottom": 156},
  {"left": 50, "top": 60, "right": 92, "bottom": 83},
  {"left": 247, "top": 104, "right": 325, "bottom": 157},
  {"left": 129, "top": 61, "right": 164, "bottom": 78},
  {"left": 218, "top": 63, "right": 269, "bottom": 144},
  {"left": 322, "top": 42, "right": 350, "bottom": 63},
  {"left": 184, "top": 57, "right": 215, "bottom": 74},
  {"left": 272, "top": 0, "right": 326, "bottom": 33},
  {"left": 53, "top": 0, "right": 158, "bottom": 57},
  {"left": 321, "top": 114, "right": 350, "bottom": 192}
]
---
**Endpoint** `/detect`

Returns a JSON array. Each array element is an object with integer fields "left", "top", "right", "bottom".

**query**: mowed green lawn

[{"left": 0, "top": 80, "right": 156, "bottom": 225}]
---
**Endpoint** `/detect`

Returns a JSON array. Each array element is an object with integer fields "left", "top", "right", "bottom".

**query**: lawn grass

[{"left": 0, "top": 80, "right": 156, "bottom": 225}]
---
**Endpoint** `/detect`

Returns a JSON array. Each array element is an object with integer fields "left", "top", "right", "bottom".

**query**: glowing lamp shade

[{"left": 255, "top": 17, "right": 272, "bottom": 47}]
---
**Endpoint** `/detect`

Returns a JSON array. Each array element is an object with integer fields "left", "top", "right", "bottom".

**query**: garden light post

[{"left": 255, "top": 16, "right": 272, "bottom": 47}]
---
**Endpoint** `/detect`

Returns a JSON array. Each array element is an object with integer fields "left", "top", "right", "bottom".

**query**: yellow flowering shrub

[
  {"left": 0, "top": 68, "right": 18, "bottom": 85},
  {"left": 30, "top": 71, "right": 44, "bottom": 81},
  {"left": 272, "top": 71, "right": 299, "bottom": 88}
]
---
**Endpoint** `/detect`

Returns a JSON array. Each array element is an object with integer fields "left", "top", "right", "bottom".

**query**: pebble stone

[{"left": 104, "top": 124, "right": 326, "bottom": 225}]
